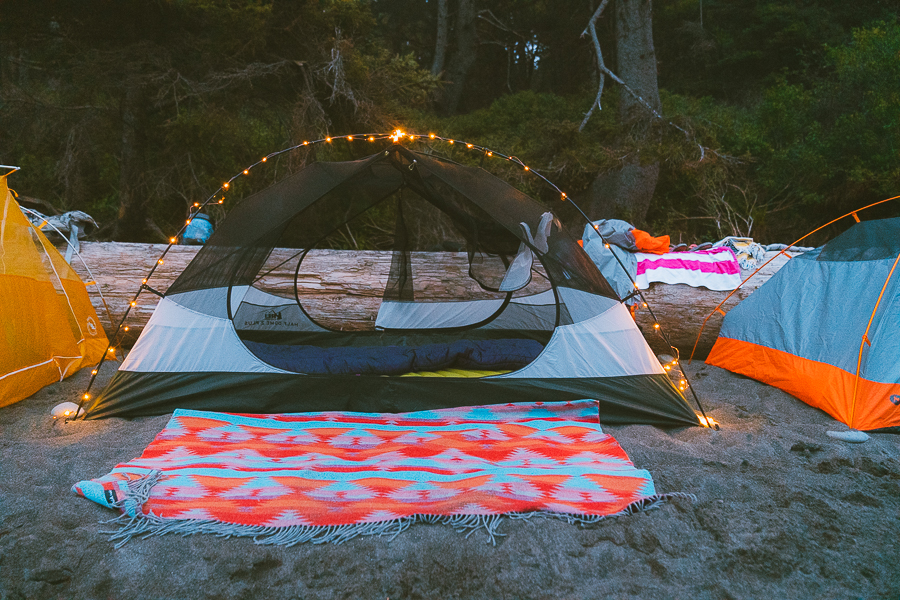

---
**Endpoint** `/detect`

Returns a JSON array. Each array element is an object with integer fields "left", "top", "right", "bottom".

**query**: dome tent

[
  {"left": 0, "top": 171, "right": 108, "bottom": 407},
  {"left": 83, "top": 144, "right": 698, "bottom": 426},
  {"left": 707, "top": 217, "right": 900, "bottom": 431}
]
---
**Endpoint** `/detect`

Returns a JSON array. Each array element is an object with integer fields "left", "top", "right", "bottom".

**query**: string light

[
  {"left": 124, "top": 326, "right": 129, "bottom": 332},
  {"left": 170, "top": 237, "right": 177, "bottom": 244},
  {"left": 72, "top": 129, "right": 710, "bottom": 425},
  {"left": 83, "top": 393, "right": 90, "bottom": 400}
]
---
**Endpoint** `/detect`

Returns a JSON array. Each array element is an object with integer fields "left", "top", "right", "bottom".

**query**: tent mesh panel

[{"left": 166, "top": 146, "right": 618, "bottom": 333}]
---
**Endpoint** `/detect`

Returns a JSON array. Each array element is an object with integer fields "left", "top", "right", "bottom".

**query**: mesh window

[{"left": 167, "top": 146, "right": 617, "bottom": 335}]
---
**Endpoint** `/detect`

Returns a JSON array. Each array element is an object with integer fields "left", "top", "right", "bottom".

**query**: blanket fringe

[{"left": 100, "top": 470, "right": 695, "bottom": 549}]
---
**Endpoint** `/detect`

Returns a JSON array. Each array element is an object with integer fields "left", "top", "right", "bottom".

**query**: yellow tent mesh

[{"left": 0, "top": 174, "right": 107, "bottom": 407}]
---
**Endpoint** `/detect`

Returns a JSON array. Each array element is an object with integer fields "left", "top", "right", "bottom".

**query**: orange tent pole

[
  {"left": 849, "top": 250, "right": 900, "bottom": 428},
  {"left": 689, "top": 195, "right": 900, "bottom": 363}
]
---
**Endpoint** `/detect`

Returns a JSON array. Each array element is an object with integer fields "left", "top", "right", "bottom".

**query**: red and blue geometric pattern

[{"left": 74, "top": 401, "right": 658, "bottom": 533}]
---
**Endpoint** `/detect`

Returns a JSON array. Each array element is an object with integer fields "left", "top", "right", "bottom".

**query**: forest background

[{"left": 1, "top": 0, "right": 898, "bottom": 247}]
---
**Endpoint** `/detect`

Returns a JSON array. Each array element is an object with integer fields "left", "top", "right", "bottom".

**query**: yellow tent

[{"left": 0, "top": 172, "right": 107, "bottom": 407}]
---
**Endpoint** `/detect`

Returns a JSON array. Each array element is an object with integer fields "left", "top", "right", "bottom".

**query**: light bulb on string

[
  {"left": 243, "top": 170, "right": 249, "bottom": 175},
  {"left": 262, "top": 157, "right": 267, "bottom": 162},
  {"left": 223, "top": 183, "right": 229, "bottom": 189}
]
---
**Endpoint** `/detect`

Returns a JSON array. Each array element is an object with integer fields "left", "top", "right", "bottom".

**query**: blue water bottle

[{"left": 183, "top": 213, "right": 213, "bottom": 245}]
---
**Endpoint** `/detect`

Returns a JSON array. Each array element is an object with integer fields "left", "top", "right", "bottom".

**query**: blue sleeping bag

[{"left": 243, "top": 339, "right": 544, "bottom": 375}]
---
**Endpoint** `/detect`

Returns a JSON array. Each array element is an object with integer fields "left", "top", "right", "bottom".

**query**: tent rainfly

[
  {"left": 707, "top": 217, "right": 900, "bottom": 431},
  {"left": 0, "top": 173, "right": 108, "bottom": 407},
  {"left": 83, "top": 145, "right": 699, "bottom": 426}
]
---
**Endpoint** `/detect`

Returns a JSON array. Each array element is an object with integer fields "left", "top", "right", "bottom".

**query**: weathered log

[{"left": 68, "top": 242, "right": 794, "bottom": 357}]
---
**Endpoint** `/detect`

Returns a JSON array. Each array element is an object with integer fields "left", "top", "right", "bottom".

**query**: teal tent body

[{"left": 707, "top": 217, "right": 900, "bottom": 431}]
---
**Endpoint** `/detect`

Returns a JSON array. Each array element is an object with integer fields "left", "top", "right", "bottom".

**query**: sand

[{"left": 1, "top": 360, "right": 898, "bottom": 600}]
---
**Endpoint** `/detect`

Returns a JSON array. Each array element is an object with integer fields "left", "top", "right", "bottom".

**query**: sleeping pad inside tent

[
  {"left": 0, "top": 172, "right": 108, "bottom": 407},
  {"left": 707, "top": 217, "right": 900, "bottom": 431},
  {"left": 83, "top": 145, "right": 698, "bottom": 426}
]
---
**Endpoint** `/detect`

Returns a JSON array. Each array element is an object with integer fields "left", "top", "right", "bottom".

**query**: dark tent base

[{"left": 87, "top": 371, "right": 699, "bottom": 427}]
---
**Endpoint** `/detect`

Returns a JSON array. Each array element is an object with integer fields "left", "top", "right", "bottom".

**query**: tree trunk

[
  {"left": 586, "top": 0, "right": 661, "bottom": 225},
  {"left": 439, "top": 0, "right": 477, "bottom": 114},
  {"left": 66, "top": 242, "right": 794, "bottom": 358},
  {"left": 112, "top": 78, "right": 147, "bottom": 241},
  {"left": 431, "top": 0, "right": 450, "bottom": 76}
]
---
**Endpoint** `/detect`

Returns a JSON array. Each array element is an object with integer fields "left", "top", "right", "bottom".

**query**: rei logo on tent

[
  {"left": 890, "top": 395, "right": 900, "bottom": 407},
  {"left": 86, "top": 317, "right": 98, "bottom": 337},
  {"left": 264, "top": 310, "right": 282, "bottom": 321}
]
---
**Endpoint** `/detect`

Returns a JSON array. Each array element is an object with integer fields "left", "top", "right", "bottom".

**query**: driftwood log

[{"left": 69, "top": 242, "right": 794, "bottom": 358}]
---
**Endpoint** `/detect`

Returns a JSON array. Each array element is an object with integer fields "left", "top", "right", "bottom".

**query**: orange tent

[{"left": 0, "top": 172, "right": 107, "bottom": 407}]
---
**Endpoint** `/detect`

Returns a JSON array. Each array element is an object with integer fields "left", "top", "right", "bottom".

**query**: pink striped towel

[{"left": 635, "top": 248, "right": 741, "bottom": 291}]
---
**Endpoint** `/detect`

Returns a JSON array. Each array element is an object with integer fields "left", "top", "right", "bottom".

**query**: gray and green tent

[{"left": 85, "top": 146, "right": 698, "bottom": 426}]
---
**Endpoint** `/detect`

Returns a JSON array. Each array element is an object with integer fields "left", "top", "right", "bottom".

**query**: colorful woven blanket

[{"left": 73, "top": 401, "right": 682, "bottom": 546}]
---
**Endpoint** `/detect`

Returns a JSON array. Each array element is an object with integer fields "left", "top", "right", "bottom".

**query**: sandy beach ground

[{"left": 1, "top": 359, "right": 898, "bottom": 599}]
